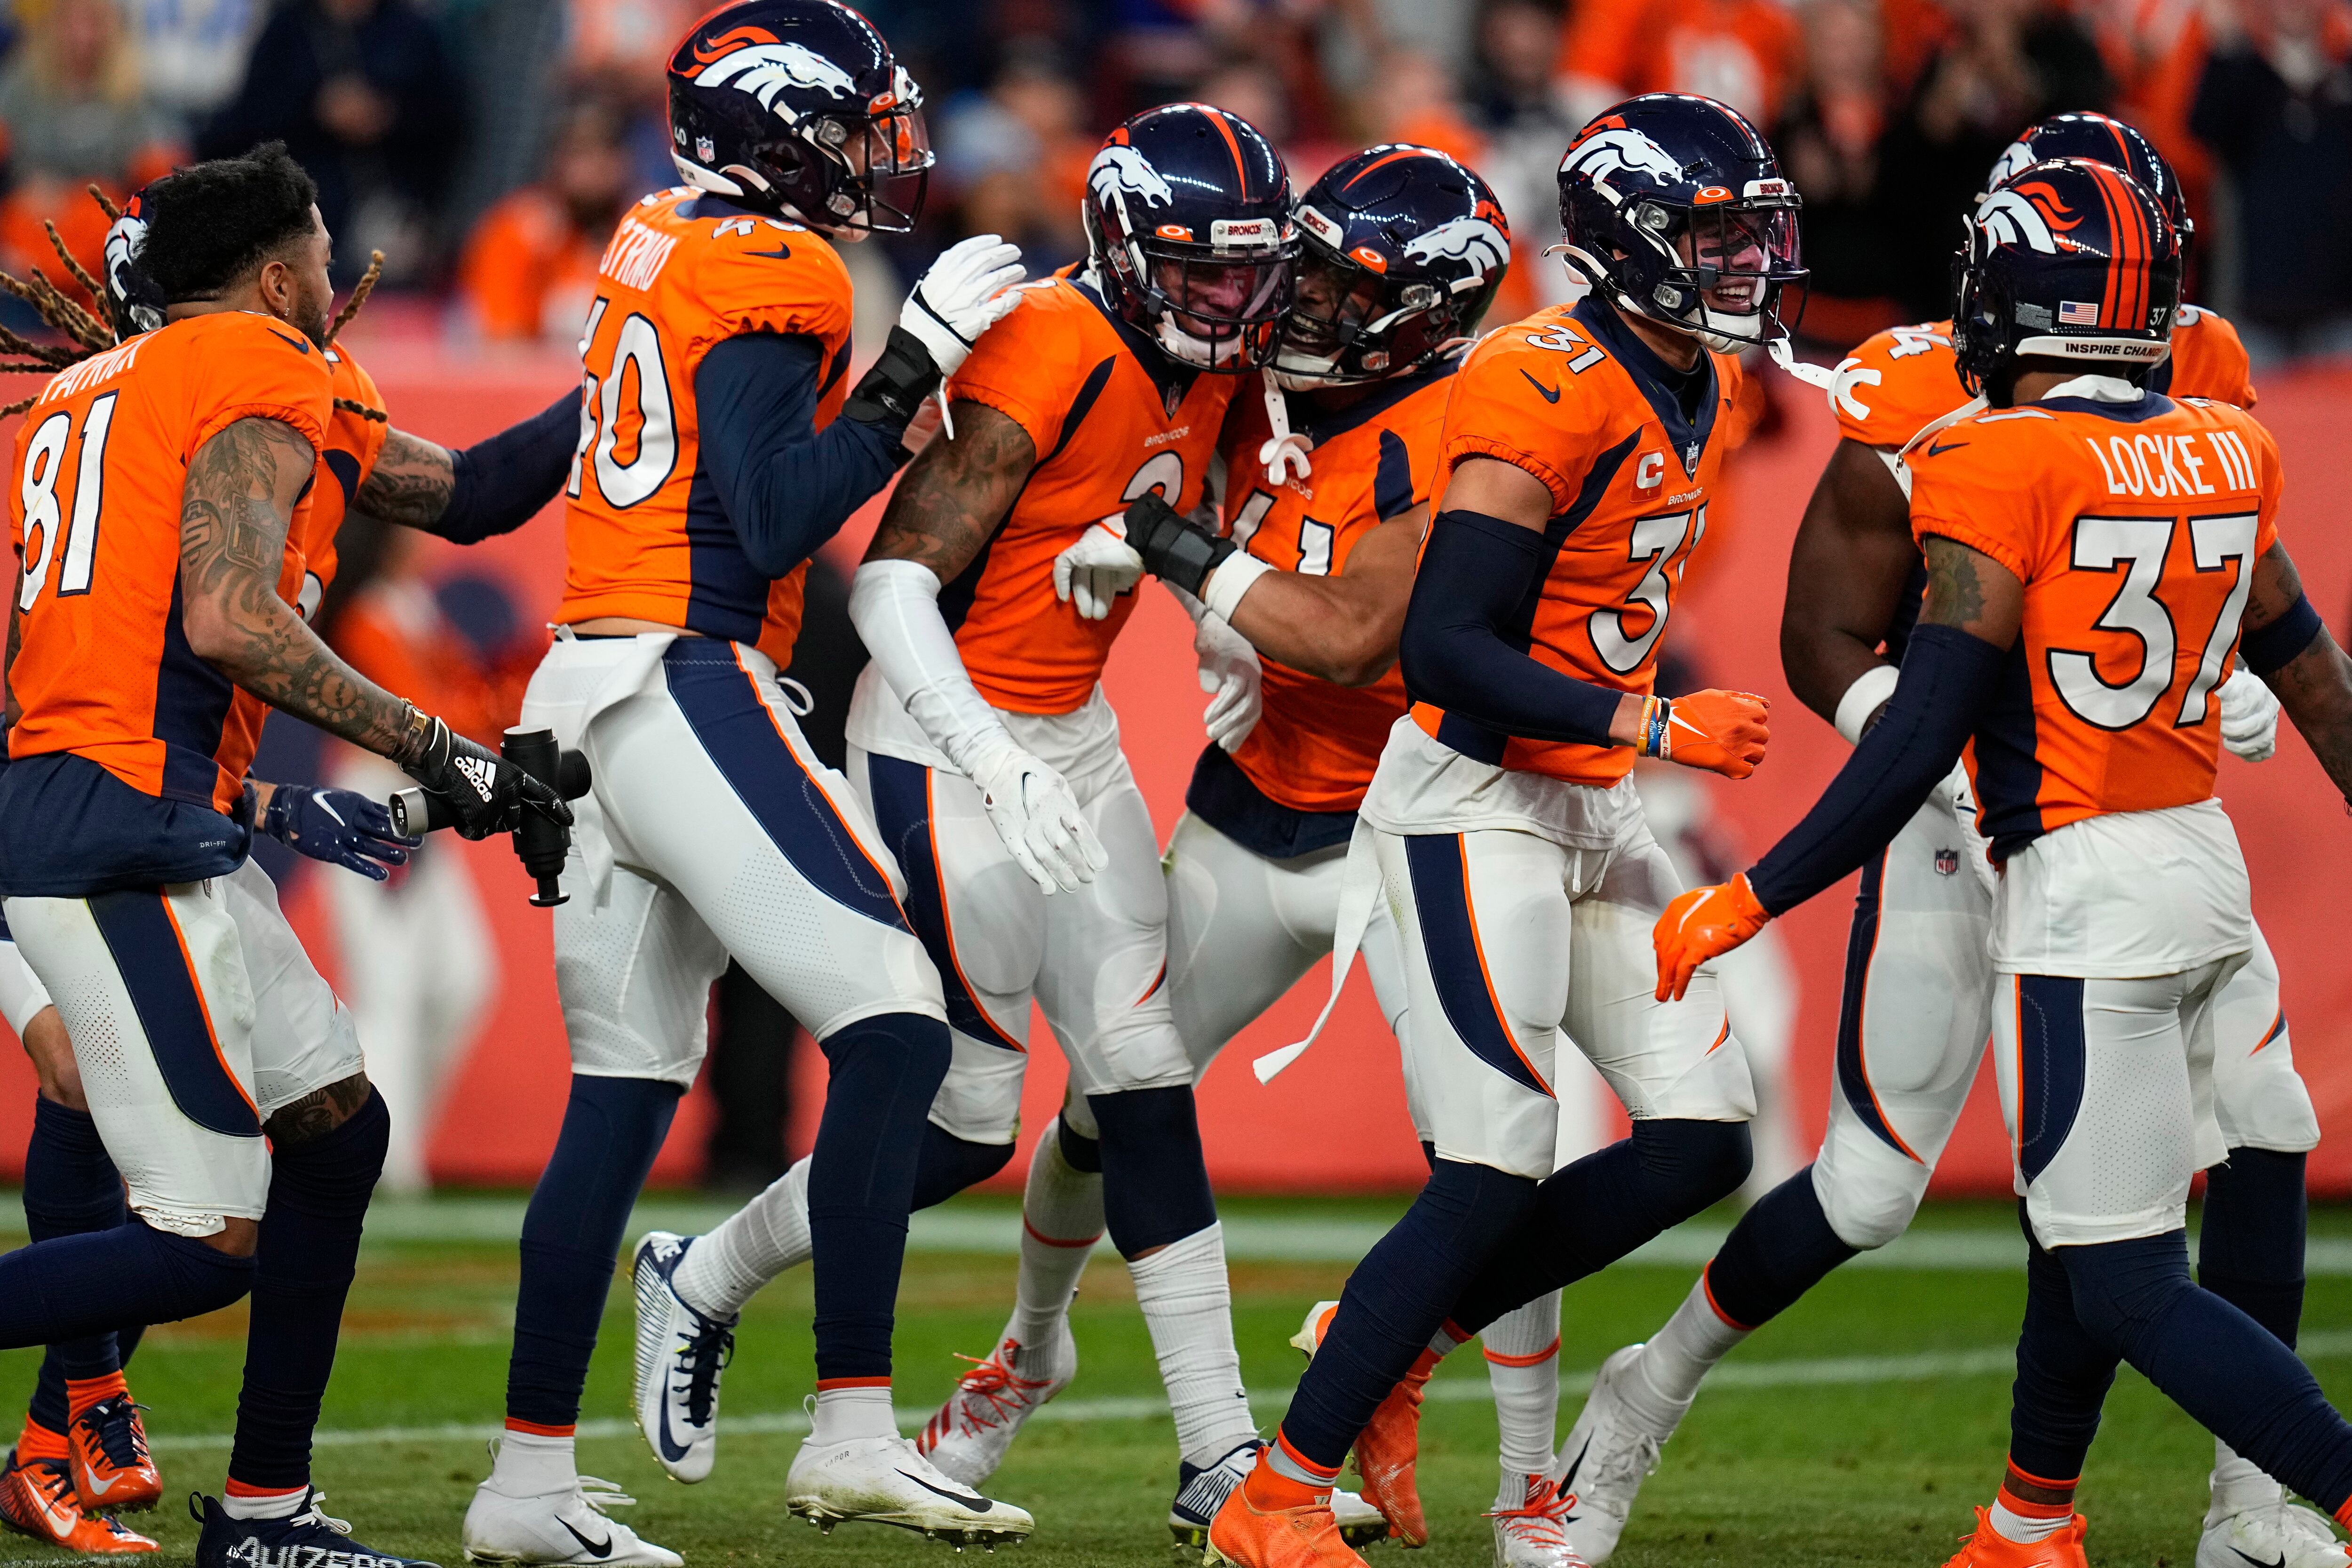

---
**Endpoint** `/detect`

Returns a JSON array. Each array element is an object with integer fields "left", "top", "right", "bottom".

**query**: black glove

[
  {"left": 397, "top": 713, "right": 572, "bottom": 841},
  {"left": 1124, "top": 491, "right": 1235, "bottom": 597},
  {"left": 254, "top": 782, "right": 421, "bottom": 881}
]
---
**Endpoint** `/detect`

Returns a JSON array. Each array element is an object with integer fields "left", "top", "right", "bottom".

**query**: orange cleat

[
  {"left": 0, "top": 1448, "right": 157, "bottom": 1553},
  {"left": 68, "top": 1395, "right": 159, "bottom": 1514},
  {"left": 1941, "top": 1508, "right": 2089, "bottom": 1568},
  {"left": 1290, "top": 1299, "right": 1431, "bottom": 1548},
  {"left": 1205, "top": 1457, "right": 1368, "bottom": 1568}
]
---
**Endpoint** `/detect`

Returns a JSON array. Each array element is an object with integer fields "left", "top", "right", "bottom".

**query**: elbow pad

[
  {"left": 1125, "top": 492, "right": 1234, "bottom": 597},
  {"left": 841, "top": 325, "right": 940, "bottom": 435}
]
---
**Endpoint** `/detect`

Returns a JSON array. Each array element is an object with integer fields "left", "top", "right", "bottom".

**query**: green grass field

[{"left": 4, "top": 1194, "right": 2350, "bottom": 1568}]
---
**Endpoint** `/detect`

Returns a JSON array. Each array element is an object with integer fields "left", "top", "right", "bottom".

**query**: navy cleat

[{"left": 192, "top": 1488, "right": 441, "bottom": 1568}]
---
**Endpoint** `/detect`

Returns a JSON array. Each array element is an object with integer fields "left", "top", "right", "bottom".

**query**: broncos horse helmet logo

[
  {"left": 1976, "top": 181, "right": 2090, "bottom": 256},
  {"left": 695, "top": 40, "right": 858, "bottom": 117},
  {"left": 1088, "top": 144, "right": 1175, "bottom": 216},
  {"left": 1561, "top": 125, "right": 1686, "bottom": 203},
  {"left": 1401, "top": 215, "right": 1510, "bottom": 281}
]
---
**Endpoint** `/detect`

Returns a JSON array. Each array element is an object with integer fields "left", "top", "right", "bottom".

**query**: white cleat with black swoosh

[
  {"left": 784, "top": 1434, "right": 1034, "bottom": 1547},
  {"left": 462, "top": 1476, "right": 683, "bottom": 1568},
  {"left": 2197, "top": 1498, "right": 2352, "bottom": 1568}
]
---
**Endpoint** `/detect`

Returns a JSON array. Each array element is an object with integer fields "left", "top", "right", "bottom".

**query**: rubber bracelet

[
  {"left": 1639, "top": 695, "right": 1671, "bottom": 758},
  {"left": 1202, "top": 551, "right": 1275, "bottom": 623},
  {"left": 1833, "top": 663, "right": 1901, "bottom": 746}
]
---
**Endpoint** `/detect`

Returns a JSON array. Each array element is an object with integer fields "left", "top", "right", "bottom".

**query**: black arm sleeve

[
  {"left": 434, "top": 390, "right": 579, "bottom": 544},
  {"left": 1396, "top": 508, "right": 1627, "bottom": 747},
  {"left": 695, "top": 332, "right": 910, "bottom": 580},
  {"left": 1746, "top": 623, "right": 2004, "bottom": 915}
]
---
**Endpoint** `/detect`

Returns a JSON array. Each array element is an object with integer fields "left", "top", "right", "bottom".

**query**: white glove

[
  {"left": 1193, "top": 609, "right": 1263, "bottom": 752},
  {"left": 902, "top": 233, "right": 1025, "bottom": 378},
  {"left": 1052, "top": 520, "right": 1144, "bottom": 621},
  {"left": 970, "top": 741, "right": 1107, "bottom": 895},
  {"left": 2218, "top": 665, "right": 2282, "bottom": 762}
]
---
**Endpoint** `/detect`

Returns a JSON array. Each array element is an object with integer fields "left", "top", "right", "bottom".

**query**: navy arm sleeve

[
  {"left": 1396, "top": 507, "right": 1626, "bottom": 747},
  {"left": 1746, "top": 624, "right": 2004, "bottom": 915},
  {"left": 695, "top": 332, "right": 910, "bottom": 580},
  {"left": 433, "top": 390, "right": 579, "bottom": 544}
]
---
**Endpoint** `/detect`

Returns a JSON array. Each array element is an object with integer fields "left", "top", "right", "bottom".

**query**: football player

[
  {"left": 469, "top": 0, "right": 1036, "bottom": 1556},
  {"left": 1203, "top": 93, "right": 1790, "bottom": 1568},
  {"left": 1654, "top": 153, "right": 2352, "bottom": 1568},
  {"left": 626, "top": 101, "right": 1297, "bottom": 1544},
  {"left": 0, "top": 143, "right": 569, "bottom": 1568},
  {"left": 1557, "top": 114, "right": 2341, "bottom": 1568}
]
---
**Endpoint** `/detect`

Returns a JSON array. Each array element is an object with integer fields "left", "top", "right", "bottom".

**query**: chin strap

[
  {"left": 1259, "top": 378, "right": 1311, "bottom": 486},
  {"left": 1767, "top": 335, "right": 1839, "bottom": 390}
]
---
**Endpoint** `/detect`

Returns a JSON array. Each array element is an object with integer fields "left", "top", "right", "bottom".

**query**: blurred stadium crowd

[{"left": 0, "top": 0, "right": 2344, "bottom": 365}]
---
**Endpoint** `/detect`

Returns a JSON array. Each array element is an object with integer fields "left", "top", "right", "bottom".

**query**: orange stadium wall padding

[{"left": 0, "top": 342, "right": 2347, "bottom": 1196}]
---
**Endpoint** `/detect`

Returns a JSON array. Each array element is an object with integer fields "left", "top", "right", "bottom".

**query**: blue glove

[{"left": 255, "top": 783, "right": 421, "bottom": 881}]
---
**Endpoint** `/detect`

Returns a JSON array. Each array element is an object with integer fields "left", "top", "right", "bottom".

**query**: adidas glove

[
  {"left": 1653, "top": 872, "right": 1771, "bottom": 1002},
  {"left": 254, "top": 782, "right": 420, "bottom": 881},
  {"left": 1635, "top": 689, "right": 1771, "bottom": 780},
  {"left": 395, "top": 712, "right": 572, "bottom": 842}
]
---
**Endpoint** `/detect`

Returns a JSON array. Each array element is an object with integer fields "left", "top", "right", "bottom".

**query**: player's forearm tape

[
  {"left": 847, "top": 557, "right": 1015, "bottom": 775},
  {"left": 699, "top": 333, "right": 907, "bottom": 579},
  {"left": 1126, "top": 492, "right": 1235, "bottom": 597},
  {"left": 1202, "top": 553, "right": 1273, "bottom": 623},
  {"left": 1397, "top": 508, "right": 1624, "bottom": 746},
  {"left": 0, "top": 939, "right": 51, "bottom": 1040},
  {"left": 2241, "top": 591, "right": 2325, "bottom": 677},
  {"left": 1748, "top": 624, "right": 2002, "bottom": 915},
  {"left": 841, "top": 324, "right": 941, "bottom": 432},
  {"left": 436, "top": 390, "right": 579, "bottom": 543},
  {"left": 1832, "top": 662, "right": 1901, "bottom": 746}
]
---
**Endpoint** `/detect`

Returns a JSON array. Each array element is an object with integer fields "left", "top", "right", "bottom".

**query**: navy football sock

[
  {"left": 1450, "top": 1119, "right": 1751, "bottom": 1333},
  {"left": 2201, "top": 1147, "right": 2306, "bottom": 1349},
  {"left": 2064, "top": 1230, "right": 2352, "bottom": 1514},
  {"left": 910, "top": 1122, "right": 1015, "bottom": 1210},
  {"left": 806, "top": 1013, "right": 949, "bottom": 1383},
  {"left": 229, "top": 1088, "right": 388, "bottom": 1492},
  {"left": 1058, "top": 1117, "right": 1102, "bottom": 1173},
  {"left": 0, "top": 1221, "right": 252, "bottom": 1346},
  {"left": 23, "top": 1096, "right": 130, "bottom": 1424},
  {"left": 1702, "top": 1165, "right": 1859, "bottom": 1330},
  {"left": 1282, "top": 1159, "right": 1537, "bottom": 1471},
  {"left": 507, "top": 1075, "right": 682, "bottom": 1427},
  {"left": 1089, "top": 1087, "right": 1217, "bottom": 1258},
  {"left": 2008, "top": 1203, "right": 2118, "bottom": 1484}
]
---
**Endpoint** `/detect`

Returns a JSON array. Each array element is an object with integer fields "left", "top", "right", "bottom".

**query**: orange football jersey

[
  {"left": 557, "top": 189, "right": 855, "bottom": 665},
  {"left": 286, "top": 347, "right": 392, "bottom": 622},
  {"left": 1215, "top": 359, "right": 1452, "bottom": 812},
  {"left": 944, "top": 275, "right": 1236, "bottom": 714},
  {"left": 1414, "top": 298, "right": 1745, "bottom": 786},
  {"left": 8, "top": 312, "right": 333, "bottom": 815},
  {"left": 1829, "top": 302, "right": 2256, "bottom": 451},
  {"left": 1908, "top": 391, "right": 2280, "bottom": 856}
]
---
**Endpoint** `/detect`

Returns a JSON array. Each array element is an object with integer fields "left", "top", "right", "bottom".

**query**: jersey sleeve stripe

[{"left": 1374, "top": 428, "right": 1415, "bottom": 520}]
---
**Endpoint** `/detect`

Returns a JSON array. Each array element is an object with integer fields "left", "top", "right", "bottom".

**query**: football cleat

[
  {"left": 914, "top": 1329, "right": 1074, "bottom": 1487},
  {"left": 630, "top": 1231, "right": 737, "bottom": 1484},
  {"left": 2197, "top": 1499, "right": 2352, "bottom": 1568},
  {"left": 1940, "top": 1508, "right": 2089, "bottom": 1568},
  {"left": 71, "top": 1395, "right": 161, "bottom": 1513},
  {"left": 1171, "top": 1441, "right": 1389, "bottom": 1556},
  {"left": 1204, "top": 1472, "right": 1368, "bottom": 1568},
  {"left": 1292, "top": 1301, "right": 1430, "bottom": 1548},
  {"left": 1490, "top": 1473, "right": 1586, "bottom": 1568},
  {"left": 783, "top": 1433, "right": 1033, "bottom": 1547},
  {"left": 462, "top": 1475, "right": 682, "bottom": 1567},
  {"left": 1553, "top": 1345, "right": 1685, "bottom": 1565},
  {"left": 193, "top": 1489, "right": 438, "bottom": 1568},
  {"left": 0, "top": 1448, "right": 156, "bottom": 1553}
]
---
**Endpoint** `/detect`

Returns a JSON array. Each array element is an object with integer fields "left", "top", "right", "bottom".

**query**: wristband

[
  {"left": 2241, "top": 591, "right": 2323, "bottom": 677},
  {"left": 1833, "top": 663, "right": 1901, "bottom": 745},
  {"left": 1202, "top": 552, "right": 1274, "bottom": 623},
  {"left": 1636, "top": 695, "right": 1671, "bottom": 758},
  {"left": 841, "top": 324, "right": 941, "bottom": 431}
]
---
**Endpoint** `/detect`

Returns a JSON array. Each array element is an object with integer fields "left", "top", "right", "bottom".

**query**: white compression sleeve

[
  {"left": 847, "top": 557, "right": 1016, "bottom": 776},
  {"left": 0, "top": 941, "right": 53, "bottom": 1039}
]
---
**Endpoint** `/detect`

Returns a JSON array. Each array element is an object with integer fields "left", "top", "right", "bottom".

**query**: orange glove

[
  {"left": 1637, "top": 690, "right": 1771, "bottom": 779},
  {"left": 1653, "top": 872, "right": 1771, "bottom": 1002}
]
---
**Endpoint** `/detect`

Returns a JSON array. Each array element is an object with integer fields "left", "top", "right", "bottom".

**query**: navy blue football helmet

[
  {"left": 667, "top": 0, "right": 931, "bottom": 234},
  {"left": 1556, "top": 93, "right": 1805, "bottom": 352},
  {"left": 1083, "top": 103, "right": 1297, "bottom": 372},
  {"left": 1953, "top": 157, "right": 2183, "bottom": 405},
  {"left": 1276, "top": 143, "right": 1510, "bottom": 389},
  {"left": 103, "top": 185, "right": 165, "bottom": 340},
  {"left": 1984, "top": 111, "right": 2192, "bottom": 253}
]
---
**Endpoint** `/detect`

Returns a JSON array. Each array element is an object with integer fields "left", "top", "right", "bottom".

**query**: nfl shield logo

[{"left": 1934, "top": 848, "right": 1960, "bottom": 877}]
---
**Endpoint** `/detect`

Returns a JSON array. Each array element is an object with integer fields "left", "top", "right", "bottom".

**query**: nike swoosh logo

[
  {"left": 895, "top": 1471, "right": 992, "bottom": 1512},
  {"left": 654, "top": 1385, "right": 694, "bottom": 1463},
  {"left": 1557, "top": 1438, "right": 1589, "bottom": 1489},
  {"left": 80, "top": 1465, "right": 118, "bottom": 1496},
  {"left": 264, "top": 329, "right": 311, "bottom": 355},
  {"left": 2229, "top": 1548, "right": 2283, "bottom": 1568},
  {"left": 743, "top": 246, "right": 794, "bottom": 260},
  {"left": 557, "top": 1518, "right": 614, "bottom": 1557},
  {"left": 1520, "top": 369, "right": 1561, "bottom": 404},
  {"left": 1925, "top": 438, "right": 1969, "bottom": 457}
]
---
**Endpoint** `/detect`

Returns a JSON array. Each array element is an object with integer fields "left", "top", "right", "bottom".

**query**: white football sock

[
  {"left": 1989, "top": 1496, "right": 2072, "bottom": 1544},
  {"left": 220, "top": 1484, "right": 307, "bottom": 1520},
  {"left": 1636, "top": 1272, "right": 1750, "bottom": 1413},
  {"left": 1006, "top": 1119, "right": 1102, "bottom": 1369},
  {"left": 1483, "top": 1290, "right": 1563, "bottom": 1475},
  {"left": 487, "top": 1427, "right": 575, "bottom": 1496},
  {"left": 674, "top": 1156, "right": 810, "bottom": 1320},
  {"left": 1129, "top": 1222, "right": 1256, "bottom": 1469},
  {"left": 2209, "top": 1437, "right": 2283, "bottom": 1519},
  {"left": 810, "top": 1385, "right": 897, "bottom": 1444}
]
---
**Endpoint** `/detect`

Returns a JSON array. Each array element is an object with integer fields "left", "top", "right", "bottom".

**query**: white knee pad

[{"left": 1811, "top": 1120, "right": 1933, "bottom": 1252}]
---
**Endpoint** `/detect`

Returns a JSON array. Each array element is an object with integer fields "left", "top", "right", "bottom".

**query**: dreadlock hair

[
  {"left": 0, "top": 195, "right": 116, "bottom": 416},
  {"left": 139, "top": 143, "right": 319, "bottom": 305}
]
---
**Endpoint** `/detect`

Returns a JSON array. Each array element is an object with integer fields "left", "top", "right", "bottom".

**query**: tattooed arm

[
  {"left": 352, "top": 426, "right": 454, "bottom": 530},
  {"left": 354, "top": 389, "right": 577, "bottom": 541},
  {"left": 1915, "top": 533, "right": 2025, "bottom": 647},
  {"left": 2243, "top": 540, "right": 2352, "bottom": 801},
  {"left": 177, "top": 416, "right": 421, "bottom": 760},
  {"left": 864, "top": 399, "right": 1036, "bottom": 582}
]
